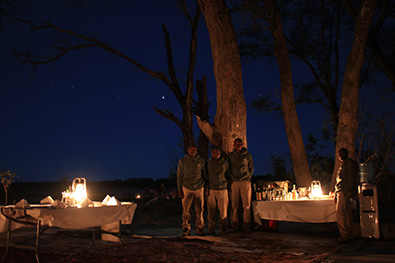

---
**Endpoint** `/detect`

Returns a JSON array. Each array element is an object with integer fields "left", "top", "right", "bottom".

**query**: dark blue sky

[{"left": 1, "top": 1, "right": 392, "bottom": 182}]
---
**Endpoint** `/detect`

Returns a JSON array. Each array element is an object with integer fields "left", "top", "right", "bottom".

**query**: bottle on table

[
  {"left": 261, "top": 188, "right": 267, "bottom": 200},
  {"left": 256, "top": 186, "right": 262, "bottom": 201},
  {"left": 292, "top": 184, "right": 298, "bottom": 200},
  {"left": 266, "top": 185, "right": 272, "bottom": 200}
]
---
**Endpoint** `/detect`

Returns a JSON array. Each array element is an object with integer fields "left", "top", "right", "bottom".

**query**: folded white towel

[
  {"left": 40, "top": 196, "right": 54, "bottom": 204},
  {"left": 101, "top": 195, "right": 111, "bottom": 204},
  {"left": 15, "top": 199, "right": 30, "bottom": 218},
  {"left": 15, "top": 199, "right": 30, "bottom": 208},
  {"left": 107, "top": 196, "right": 121, "bottom": 206}
]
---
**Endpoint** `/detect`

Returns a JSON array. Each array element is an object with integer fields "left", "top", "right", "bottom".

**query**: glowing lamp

[
  {"left": 311, "top": 180, "right": 322, "bottom": 198},
  {"left": 71, "top": 177, "right": 87, "bottom": 205}
]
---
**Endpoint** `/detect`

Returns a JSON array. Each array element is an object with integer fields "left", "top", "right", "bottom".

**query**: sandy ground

[
  {"left": 1, "top": 198, "right": 394, "bottom": 262},
  {"left": 0, "top": 226, "right": 337, "bottom": 262}
]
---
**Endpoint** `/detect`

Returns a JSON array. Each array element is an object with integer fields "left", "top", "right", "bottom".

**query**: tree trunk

[
  {"left": 196, "top": 0, "right": 247, "bottom": 154},
  {"left": 264, "top": 0, "right": 312, "bottom": 187},
  {"left": 181, "top": 118, "right": 194, "bottom": 151},
  {"left": 196, "top": 76, "right": 210, "bottom": 160},
  {"left": 331, "top": 0, "right": 377, "bottom": 190}
]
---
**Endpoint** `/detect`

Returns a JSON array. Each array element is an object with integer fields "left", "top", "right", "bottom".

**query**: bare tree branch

[
  {"left": 153, "top": 107, "right": 183, "bottom": 129},
  {"left": 13, "top": 4, "right": 206, "bottom": 152},
  {"left": 196, "top": 115, "right": 215, "bottom": 145},
  {"left": 176, "top": 0, "right": 193, "bottom": 25},
  {"left": 14, "top": 19, "right": 174, "bottom": 89},
  {"left": 185, "top": 1, "right": 201, "bottom": 104},
  {"left": 342, "top": 0, "right": 395, "bottom": 89},
  {"left": 161, "top": 24, "right": 183, "bottom": 103}
]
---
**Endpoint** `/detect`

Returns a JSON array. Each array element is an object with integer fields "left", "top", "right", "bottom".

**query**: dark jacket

[
  {"left": 177, "top": 154, "right": 205, "bottom": 191},
  {"left": 205, "top": 156, "right": 229, "bottom": 190},
  {"left": 335, "top": 158, "right": 358, "bottom": 198},
  {"left": 228, "top": 148, "right": 254, "bottom": 182}
]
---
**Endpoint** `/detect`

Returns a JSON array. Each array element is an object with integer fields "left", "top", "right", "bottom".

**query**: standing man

[
  {"left": 177, "top": 144, "right": 206, "bottom": 236},
  {"left": 205, "top": 147, "right": 230, "bottom": 235},
  {"left": 228, "top": 138, "right": 254, "bottom": 233},
  {"left": 334, "top": 148, "right": 358, "bottom": 243}
]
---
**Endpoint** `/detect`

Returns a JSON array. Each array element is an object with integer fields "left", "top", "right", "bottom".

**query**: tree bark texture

[
  {"left": 196, "top": 0, "right": 247, "bottom": 154},
  {"left": 264, "top": 0, "right": 312, "bottom": 187},
  {"left": 331, "top": 0, "right": 377, "bottom": 190},
  {"left": 196, "top": 76, "right": 210, "bottom": 160}
]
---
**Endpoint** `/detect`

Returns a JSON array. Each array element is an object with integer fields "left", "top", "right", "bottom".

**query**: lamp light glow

[
  {"left": 65, "top": 177, "right": 88, "bottom": 206},
  {"left": 311, "top": 180, "right": 322, "bottom": 198},
  {"left": 72, "top": 183, "right": 87, "bottom": 202}
]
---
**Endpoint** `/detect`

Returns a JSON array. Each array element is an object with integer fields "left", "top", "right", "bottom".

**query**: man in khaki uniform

[
  {"left": 177, "top": 144, "right": 206, "bottom": 236},
  {"left": 334, "top": 148, "right": 358, "bottom": 243},
  {"left": 205, "top": 147, "right": 230, "bottom": 235},
  {"left": 228, "top": 138, "right": 254, "bottom": 233}
]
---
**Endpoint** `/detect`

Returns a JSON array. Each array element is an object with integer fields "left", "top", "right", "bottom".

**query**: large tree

[
  {"left": 238, "top": 0, "right": 394, "bottom": 140},
  {"left": 263, "top": 0, "right": 312, "bottom": 187},
  {"left": 196, "top": 0, "right": 247, "bottom": 154},
  {"left": 331, "top": 0, "right": 378, "bottom": 189},
  {"left": 196, "top": 0, "right": 313, "bottom": 186},
  {"left": 11, "top": 1, "right": 210, "bottom": 158},
  {"left": 237, "top": 0, "right": 345, "bottom": 139},
  {"left": 236, "top": 0, "right": 388, "bottom": 187}
]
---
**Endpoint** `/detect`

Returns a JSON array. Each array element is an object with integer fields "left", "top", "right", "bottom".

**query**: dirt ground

[
  {"left": 1, "top": 197, "right": 394, "bottom": 262},
  {"left": 0, "top": 228, "right": 339, "bottom": 263}
]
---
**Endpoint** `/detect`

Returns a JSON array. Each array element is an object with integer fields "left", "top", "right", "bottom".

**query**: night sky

[{"left": 1, "top": 1, "right": 392, "bottom": 182}]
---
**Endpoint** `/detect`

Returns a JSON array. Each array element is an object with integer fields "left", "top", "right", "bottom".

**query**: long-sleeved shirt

[
  {"left": 205, "top": 156, "right": 229, "bottom": 190},
  {"left": 228, "top": 148, "right": 254, "bottom": 182},
  {"left": 177, "top": 154, "right": 205, "bottom": 191},
  {"left": 335, "top": 158, "right": 358, "bottom": 198}
]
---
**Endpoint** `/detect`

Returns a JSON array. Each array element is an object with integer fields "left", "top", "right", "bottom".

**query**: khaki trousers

[
  {"left": 182, "top": 186, "right": 204, "bottom": 230},
  {"left": 230, "top": 181, "right": 251, "bottom": 230},
  {"left": 207, "top": 189, "right": 229, "bottom": 230},
  {"left": 336, "top": 192, "right": 353, "bottom": 239}
]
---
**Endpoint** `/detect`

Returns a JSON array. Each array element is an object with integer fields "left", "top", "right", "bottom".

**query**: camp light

[
  {"left": 311, "top": 180, "right": 322, "bottom": 198},
  {"left": 62, "top": 177, "right": 88, "bottom": 207},
  {"left": 71, "top": 177, "right": 87, "bottom": 205}
]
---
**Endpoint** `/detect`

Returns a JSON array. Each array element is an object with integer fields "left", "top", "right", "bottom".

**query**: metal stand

[{"left": 1, "top": 207, "right": 48, "bottom": 263}]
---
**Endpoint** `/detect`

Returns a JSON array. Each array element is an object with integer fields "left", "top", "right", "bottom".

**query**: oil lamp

[
  {"left": 71, "top": 178, "right": 87, "bottom": 206},
  {"left": 61, "top": 178, "right": 88, "bottom": 207},
  {"left": 311, "top": 180, "right": 322, "bottom": 198}
]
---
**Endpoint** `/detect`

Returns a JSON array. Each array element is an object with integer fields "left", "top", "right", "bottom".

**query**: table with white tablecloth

[
  {"left": 40, "top": 202, "right": 136, "bottom": 229},
  {"left": 1, "top": 202, "right": 137, "bottom": 232},
  {"left": 252, "top": 198, "right": 336, "bottom": 224},
  {"left": 0, "top": 202, "right": 137, "bottom": 262}
]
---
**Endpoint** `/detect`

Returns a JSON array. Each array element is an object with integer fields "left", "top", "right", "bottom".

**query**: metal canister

[{"left": 359, "top": 163, "right": 375, "bottom": 183}]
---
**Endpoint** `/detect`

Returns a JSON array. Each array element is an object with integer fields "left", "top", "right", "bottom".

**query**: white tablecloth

[
  {"left": 252, "top": 199, "right": 336, "bottom": 223},
  {"left": 0, "top": 202, "right": 137, "bottom": 232}
]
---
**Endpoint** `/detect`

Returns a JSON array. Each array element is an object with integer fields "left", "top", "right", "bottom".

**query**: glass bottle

[
  {"left": 257, "top": 186, "right": 262, "bottom": 201},
  {"left": 292, "top": 184, "right": 297, "bottom": 200}
]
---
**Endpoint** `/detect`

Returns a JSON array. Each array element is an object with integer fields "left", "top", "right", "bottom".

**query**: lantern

[
  {"left": 61, "top": 178, "right": 88, "bottom": 207},
  {"left": 70, "top": 177, "right": 87, "bottom": 206},
  {"left": 311, "top": 180, "right": 322, "bottom": 198}
]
